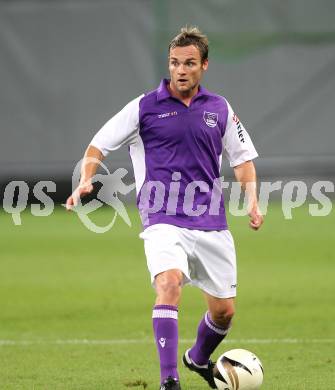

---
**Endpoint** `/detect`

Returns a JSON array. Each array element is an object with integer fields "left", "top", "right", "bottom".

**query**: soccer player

[{"left": 66, "top": 26, "right": 263, "bottom": 390}]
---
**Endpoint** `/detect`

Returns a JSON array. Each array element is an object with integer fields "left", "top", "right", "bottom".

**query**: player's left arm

[
  {"left": 233, "top": 161, "right": 263, "bottom": 230},
  {"left": 222, "top": 99, "right": 263, "bottom": 230}
]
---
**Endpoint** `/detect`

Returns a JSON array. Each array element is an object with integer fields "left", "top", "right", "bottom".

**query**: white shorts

[{"left": 139, "top": 224, "right": 237, "bottom": 298}]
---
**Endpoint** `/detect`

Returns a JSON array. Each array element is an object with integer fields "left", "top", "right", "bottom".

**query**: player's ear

[{"left": 202, "top": 59, "right": 209, "bottom": 71}]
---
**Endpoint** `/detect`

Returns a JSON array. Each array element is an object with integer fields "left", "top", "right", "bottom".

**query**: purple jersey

[{"left": 91, "top": 79, "right": 258, "bottom": 230}]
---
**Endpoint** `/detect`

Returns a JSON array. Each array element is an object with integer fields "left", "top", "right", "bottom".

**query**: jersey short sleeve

[
  {"left": 90, "top": 94, "right": 144, "bottom": 156},
  {"left": 222, "top": 100, "right": 258, "bottom": 167}
]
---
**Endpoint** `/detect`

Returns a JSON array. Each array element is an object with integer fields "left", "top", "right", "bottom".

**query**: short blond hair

[{"left": 169, "top": 26, "right": 209, "bottom": 63}]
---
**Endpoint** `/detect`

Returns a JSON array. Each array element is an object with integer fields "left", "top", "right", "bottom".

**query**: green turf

[{"left": 0, "top": 203, "right": 334, "bottom": 389}]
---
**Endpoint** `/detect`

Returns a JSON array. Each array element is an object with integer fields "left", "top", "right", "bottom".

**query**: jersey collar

[{"left": 157, "top": 78, "right": 212, "bottom": 102}]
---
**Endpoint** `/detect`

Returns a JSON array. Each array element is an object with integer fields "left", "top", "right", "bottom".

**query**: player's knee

[
  {"left": 211, "top": 306, "right": 235, "bottom": 327},
  {"left": 155, "top": 271, "right": 183, "bottom": 303},
  {"left": 156, "top": 278, "right": 182, "bottom": 298}
]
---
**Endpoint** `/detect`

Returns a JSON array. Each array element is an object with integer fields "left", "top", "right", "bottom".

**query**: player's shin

[
  {"left": 152, "top": 305, "right": 179, "bottom": 383},
  {"left": 189, "top": 311, "right": 231, "bottom": 366}
]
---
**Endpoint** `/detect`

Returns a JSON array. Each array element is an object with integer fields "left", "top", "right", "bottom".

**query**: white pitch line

[{"left": 0, "top": 338, "right": 334, "bottom": 346}]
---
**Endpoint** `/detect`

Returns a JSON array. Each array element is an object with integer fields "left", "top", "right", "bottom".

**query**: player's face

[{"left": 168, "top": 45, "right": 208, "bottom": 98}]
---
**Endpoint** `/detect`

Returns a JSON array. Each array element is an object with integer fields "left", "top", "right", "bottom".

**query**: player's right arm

[
  {"left": 222, "top": 100, "right": 262, "bottom": 230},
  {"left": 65, "top": 94, "right": 143, "bottom": 210},
  {"left": 65, "top": 145, "right": 104, "bottom": 210}
]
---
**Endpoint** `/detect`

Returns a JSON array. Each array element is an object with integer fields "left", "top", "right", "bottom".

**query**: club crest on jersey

[{"left": 203, "top": 111, "right": 218, "bottom": 127}]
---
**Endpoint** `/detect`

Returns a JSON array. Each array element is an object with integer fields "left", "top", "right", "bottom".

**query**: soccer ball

[{"left": 213, "top": 349, "right": 264, "bottom": 390}]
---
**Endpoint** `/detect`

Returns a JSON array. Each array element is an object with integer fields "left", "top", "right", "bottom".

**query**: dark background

[{"left": 1, "top": 0, "right": 334, "bottom": 202}]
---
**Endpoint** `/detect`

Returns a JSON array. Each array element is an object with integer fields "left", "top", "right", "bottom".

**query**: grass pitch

[{"left": 0, "top": 203, "right": 334, "bottom": 389}]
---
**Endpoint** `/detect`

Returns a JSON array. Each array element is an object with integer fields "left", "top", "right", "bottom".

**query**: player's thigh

[
  {"left": 192, "top": 229, "right": 237, "bottom": 298},
  {"left": 139, "top": 224, "right": 190, "bottom": 285}
]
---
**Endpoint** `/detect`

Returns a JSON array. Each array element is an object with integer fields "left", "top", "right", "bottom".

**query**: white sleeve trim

[
  {"left": 223, "top": 100, "right": 258, "bottom": 167},
  {"left": 90, "top": 94, "right": 144, "bottom": 156}
]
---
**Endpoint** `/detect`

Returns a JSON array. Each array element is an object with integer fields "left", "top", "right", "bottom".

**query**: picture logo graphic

[
  {"left": 67, "top": 158, "right": 135, "bottom": 233},
  {"left": 1, "top": 158, "right": 334, "bottom": 233}
]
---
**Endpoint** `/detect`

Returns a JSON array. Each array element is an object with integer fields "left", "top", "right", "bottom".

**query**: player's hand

[
  {"left": 248, "top": 204, "right": 263, "bottom": 230},
  {"left": 65, "top": 181, "right": 94, "bottom": 211}
]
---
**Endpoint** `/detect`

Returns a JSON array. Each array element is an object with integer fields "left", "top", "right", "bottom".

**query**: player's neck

[{"left": 168, "top": 82, "right": 199, "bottom": 107}]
